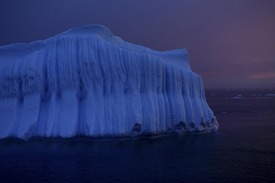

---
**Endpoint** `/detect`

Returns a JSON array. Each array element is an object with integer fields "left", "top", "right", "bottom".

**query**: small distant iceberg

[
  {"left": 229, "top": 95, "right": 243, "bottom": 99},
  {"left": 265, "top": 93, "right": 275, "bottom": 97}
]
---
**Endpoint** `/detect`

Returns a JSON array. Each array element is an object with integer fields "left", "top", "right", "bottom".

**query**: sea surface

[{"left": 0, "top": 89, "right": 275, "bottom": 182}]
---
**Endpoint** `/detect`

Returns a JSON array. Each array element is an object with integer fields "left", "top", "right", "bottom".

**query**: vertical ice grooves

[{"left": 0, "top": 25, "right": 218, "bottom": 139}]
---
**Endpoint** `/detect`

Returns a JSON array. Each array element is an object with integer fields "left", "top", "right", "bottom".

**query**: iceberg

[{"left": 0, "top": 25, "right": 218, "bottom": 140}]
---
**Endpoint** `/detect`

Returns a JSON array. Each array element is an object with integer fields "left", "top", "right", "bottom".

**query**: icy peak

[{"left": 58, "top": 24, "right": 114, "bottom": 40}]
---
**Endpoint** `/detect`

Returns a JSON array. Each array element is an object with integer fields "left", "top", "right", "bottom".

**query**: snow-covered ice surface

[{"left": 0, "top": 25, "right": 218, "bottom": 140}]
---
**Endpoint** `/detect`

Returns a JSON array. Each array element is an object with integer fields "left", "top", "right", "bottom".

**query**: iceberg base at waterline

[{"left": 0, "top": 25, "right": 218, "bottom": 140}]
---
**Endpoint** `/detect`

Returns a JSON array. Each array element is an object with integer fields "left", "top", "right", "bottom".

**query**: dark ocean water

[{"left": 0, "top": 89, "right": 275, "bottom": 183}]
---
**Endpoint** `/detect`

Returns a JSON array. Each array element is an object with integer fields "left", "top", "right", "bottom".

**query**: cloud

[{"left": 249, "top": 71, "right": 275, "bottom": 80}]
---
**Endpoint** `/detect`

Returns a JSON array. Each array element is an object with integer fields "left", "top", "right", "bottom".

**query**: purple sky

[{"left": 0, "top": 0, "right": 274, "bottom": 89}]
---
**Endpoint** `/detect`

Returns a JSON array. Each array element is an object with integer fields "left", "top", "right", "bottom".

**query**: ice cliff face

[{"left": 0, "top": 25, "right": 218, "bottom": 140}]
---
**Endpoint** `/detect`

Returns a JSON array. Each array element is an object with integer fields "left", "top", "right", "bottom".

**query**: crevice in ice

[
  {"left": 130, "top": 123, "right": 142, "bottom": 136},
  {"left": 173, "top": 121, "right": 187, "bottom": 134},
  {"left": 189, "top": 122, "right": 195, "bottom": 129},
  {"left": 23, "top": 123, "right": 36, "bottom": 140}
]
